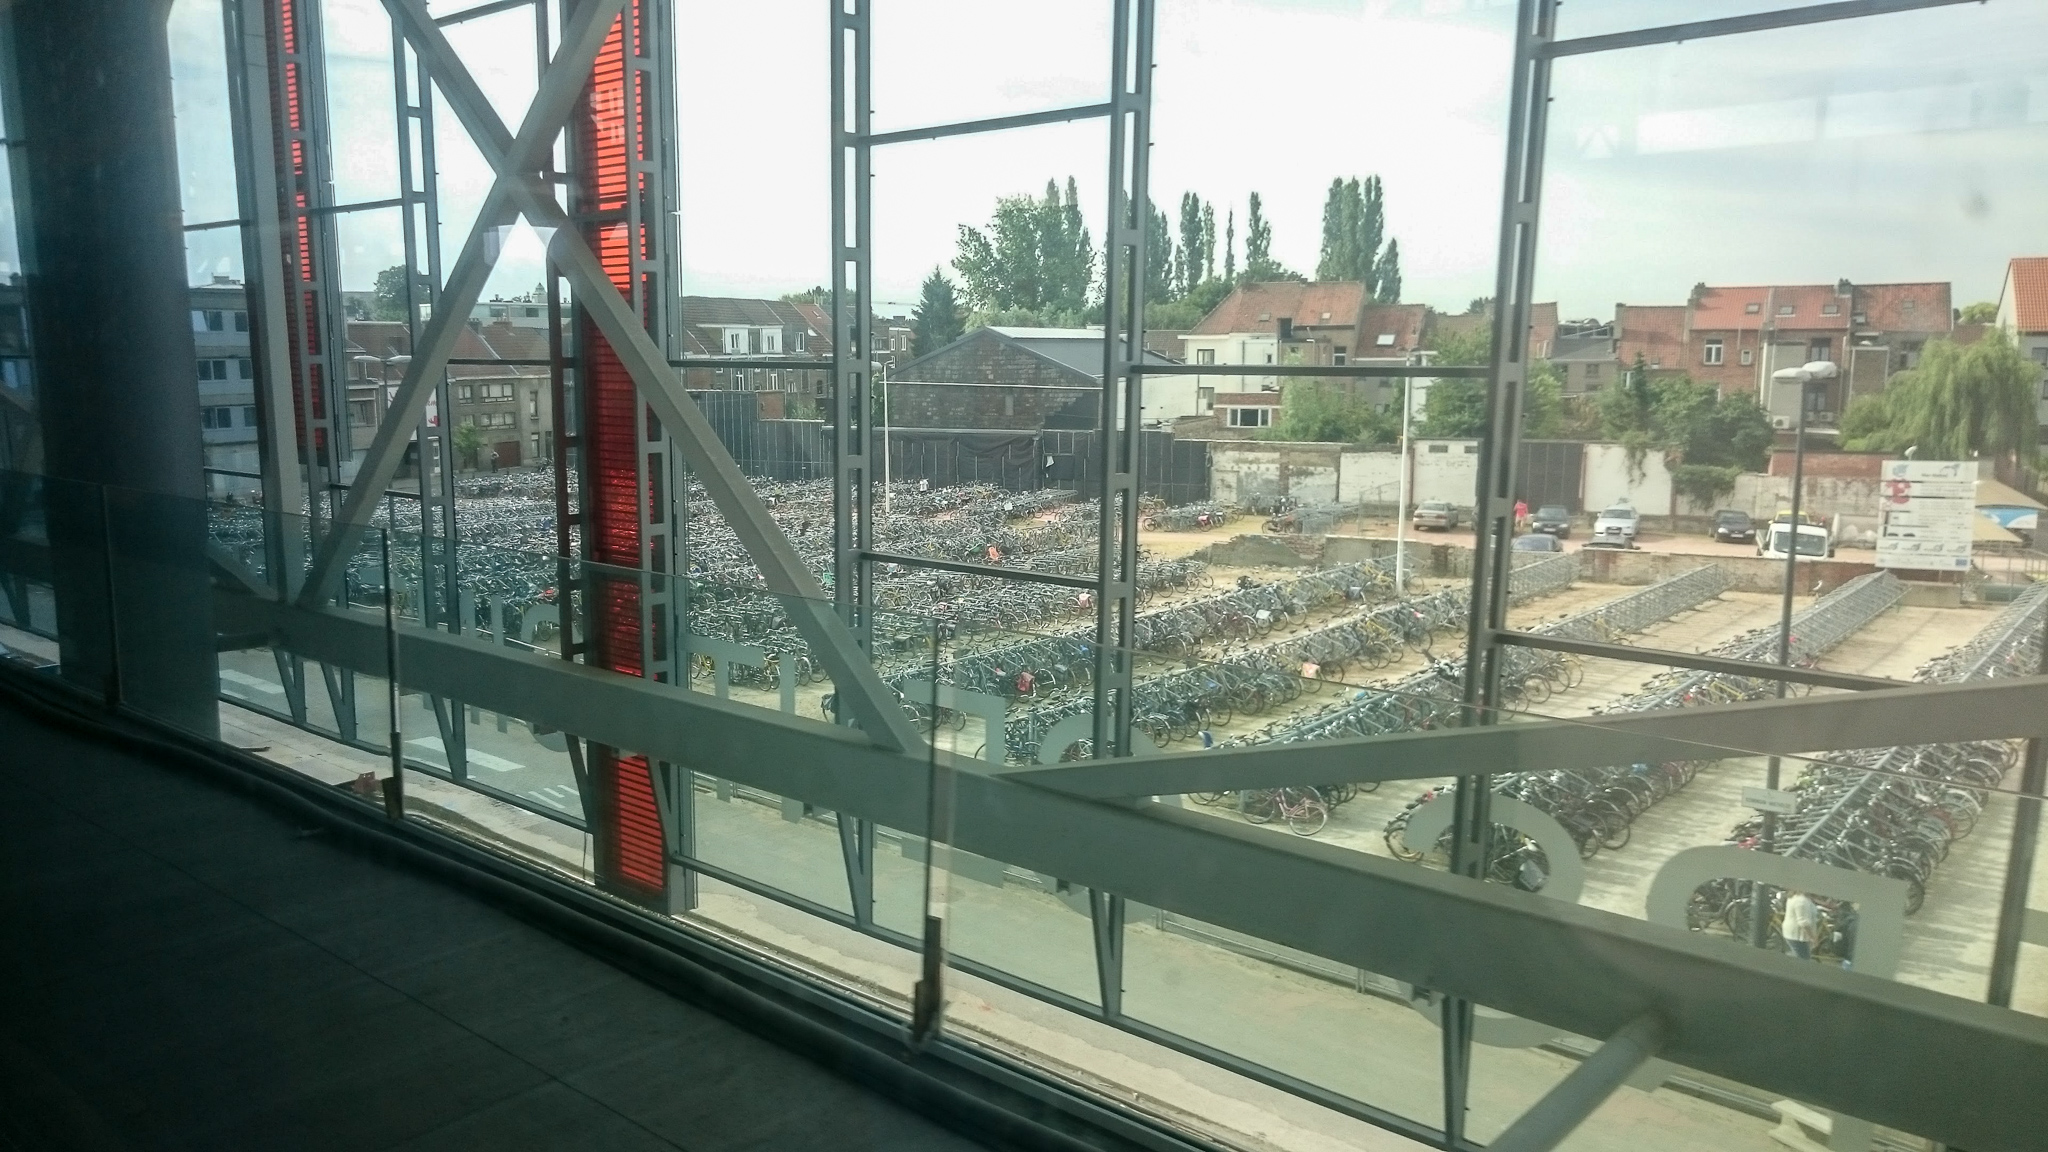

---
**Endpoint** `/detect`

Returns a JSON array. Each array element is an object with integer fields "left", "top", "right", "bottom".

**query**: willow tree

[{"left": 1841, "top": 329, "right": 2036, "bottom": 462}]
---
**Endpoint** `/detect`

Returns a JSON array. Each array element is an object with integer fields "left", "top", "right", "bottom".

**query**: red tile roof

[
  {"left": 1691, "top": 285, "right": 1850, "bottom": 331},
  {"left": 1189, "top": 281, "right": 1367, "bottom": 335},
  {"left": 1615, "top": 304, "right": 1686, "bottom": 370},
  {"left": 1357, "top": 303, "right": 1428, "bottom": 354},
  {"left": 2006, "top": 257, "right": 2048, "bottom": 333},
  {"left": 345, "top": 321, "right": 534, "bottom": 377},
  {"left": 1851, "top": 282, "right": 1950, "bottom": 333}
]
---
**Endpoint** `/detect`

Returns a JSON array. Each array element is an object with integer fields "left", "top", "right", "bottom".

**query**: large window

[{"left": 1225, "top": 406, "right": 1271, "bottom": 428}]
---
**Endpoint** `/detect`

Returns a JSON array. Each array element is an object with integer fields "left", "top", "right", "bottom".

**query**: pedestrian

[
  {"left": 1513, "top": 499, "right": 1529, "bottom": 533},
  {"left": 1782, "top": 889, "right": 1820, "bottom": 960}
]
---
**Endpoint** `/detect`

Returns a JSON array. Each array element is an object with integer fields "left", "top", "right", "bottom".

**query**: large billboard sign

[{"left": 1876, "top": 459, "right": 1974, "bottom": 571}]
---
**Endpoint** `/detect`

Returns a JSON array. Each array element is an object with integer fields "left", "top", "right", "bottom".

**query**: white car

[{"left": 1587, "top": 504, "right": 1639, "bottom": 548}]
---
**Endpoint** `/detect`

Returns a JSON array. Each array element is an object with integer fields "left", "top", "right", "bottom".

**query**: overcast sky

[{"left": 126, "top": 0, "right": 2048, "bottom": 320}]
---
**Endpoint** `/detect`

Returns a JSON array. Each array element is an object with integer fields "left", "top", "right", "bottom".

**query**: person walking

[
  {"left": 1513, "top": 499, "right": 1529, "bottom": 533},
  {"left": 1782, "top": 889, "right": 1821, "bottom": 960}
]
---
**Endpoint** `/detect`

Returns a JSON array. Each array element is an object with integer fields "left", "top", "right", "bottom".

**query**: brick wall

[{"left": 886, "top": 381, "right": 1095, "bottom": 429}]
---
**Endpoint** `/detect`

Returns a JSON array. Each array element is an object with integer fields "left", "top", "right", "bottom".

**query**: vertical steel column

[
  {"left": 1091, "top": 0, "right": 1153, "bottom": 760},
  {"left": 393, "top": 20, "right": 466, "bottom": 775},
  {"left": 830, "top": 0, "right": 880, "bottom": 928},
  {"left": 223, "top": 0, "right": 307, "bottom": 600},
  {"left": 1988, "top": 593, "right": 2048, "bottom": 1005},
  {"left": 1445, "top": 0, "right": 1555, "bottom": 1141},
  {"left": 831, "top": 0, "right": 876, "bottom": 644},
  {"left": 570, "top": 0, "right": 676, "bottom": 909}
]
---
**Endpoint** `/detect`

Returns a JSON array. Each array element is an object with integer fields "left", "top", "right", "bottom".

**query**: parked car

[
  {"left": 1512, "top": 532, "right": 1563, "bottom": 553},
  {"left": 1529, "top": 504, "right": 1573, "bottom": 538},
  {"left": 1587, "top": 504, "right": 1640, "bottom": 548},
  {"left": 1413, "top": 500, "right": 1461, "bottom": 532},
  {"left": 1758, "top": 514, "right": 1834, "bottom": 559},
  {"left": 1711, "top": 509, "right": 1755, "bottom": 544}
]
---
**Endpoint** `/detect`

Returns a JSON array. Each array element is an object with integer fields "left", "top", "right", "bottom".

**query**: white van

[{"left": 1757, "top": 515, "right": 1833, "bottom": 560}]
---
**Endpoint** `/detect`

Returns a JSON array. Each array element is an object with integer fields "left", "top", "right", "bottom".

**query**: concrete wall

[
  {"left": 1413, "top": 440, "right": 1482, "bottom": 507},
  {"left": 1583, "top": 442, "right": 1674, "bottom": 514},
  {"left": 1337, "top": 449, "right": 1402, "bottom": 506},
  {"left": 1209, "top": 442, "right": 1342, "bottom": 508}
]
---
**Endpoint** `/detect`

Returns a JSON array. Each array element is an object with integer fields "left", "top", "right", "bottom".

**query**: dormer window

[
  {"left": 1777, "top": 305, "right": 1795, "bottom": 316},
  {"left": 1822, "top": 303, "right": 1840, "bottom": 315},
  {"left": 1376, "top": 333, "right": 1395, "bottom": 347},
  {"left": 1745, "top": 302, "right": 1761, "bottom": 314}
]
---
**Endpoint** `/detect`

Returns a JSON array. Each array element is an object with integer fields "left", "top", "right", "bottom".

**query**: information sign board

[{"left": 1876, "top": 459, "right": 1974, "bottom": 571}]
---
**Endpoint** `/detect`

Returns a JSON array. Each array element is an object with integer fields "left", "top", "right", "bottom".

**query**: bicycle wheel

[
  {"left": 1286, "top": 799, "right": 1329, "bottom": 837},
  {"left": 1385, "top": 826, "right": 1424, "bottom": 862},
  {"left": 1239, "top": 791, "right": 1279, "bottom": 824}
]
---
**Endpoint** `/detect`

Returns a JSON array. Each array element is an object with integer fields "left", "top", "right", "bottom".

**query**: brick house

[
  {"left": 1180, "top": 282, "right": 1371, "bottom": 409},
  {"left": 1549, "top": 318, "right": 1617, "bottom": 396},
  {"left": 676, "top": 296, "right": 833, "bottom": 410},
  {"left": 1995, "top": 257, "right": 2048, "bottom": 438},
  {"left": 346, "top": 319, "right": 553, "bottom": 471}
]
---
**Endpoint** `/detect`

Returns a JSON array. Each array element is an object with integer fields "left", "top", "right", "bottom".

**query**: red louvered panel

[{"left": 576, "top": 5, "right": 664, "bottom": 903}]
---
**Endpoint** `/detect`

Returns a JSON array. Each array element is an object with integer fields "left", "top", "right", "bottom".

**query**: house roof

[
  {"left": 1188, "top": 281, "right": 1367, "bottom": 335},
  {"left": 678, "top": 296, "right": 811, "bottom": 329},
  {"left": 993, "top": 328, "right": 1174, "bottom": 377},
  {"left": 1550, "top": 333, "right": 1617, "bottom": 363},
  {"left": 346, "top": 321, "right": 513, "bottom": 378},
  {"left": 1422, "top": 302, "right": 1558, "bottom": 358},
  {"left": 2004, "top": 257, "right": 2048, "bottom": 333},
  {"left": 1614, "top": 304, "right": 1686, "bottom": 370},
  {"left": 1852, "top": 282, "right": 1951, "bottom": 333},
  {"left": 1691, "top": 284, "right": 1850, "bottom": 331},
  {"left": 474, "top": 321, "right": 550, "bottom": 362},
  {"left": 1357, "top": 303, "right": 1428, "bottom": 354},
  {"left": 1213, "top": 392, "right": 1280, "bottom": 406}
]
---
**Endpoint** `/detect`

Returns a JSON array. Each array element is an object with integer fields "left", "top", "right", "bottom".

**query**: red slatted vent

[
  {"left": 266, "top": 0, "right": 324, "bottom": 463},
  {"left": 577, "top": 6, "right": 664, "bottom": 896}
]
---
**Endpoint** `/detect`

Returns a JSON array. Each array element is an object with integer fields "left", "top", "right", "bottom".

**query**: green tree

[
  {"left": 1840, "top": 329, "right": 2037, "bottom": 461},
  {"left": 452, "top": 421, "right": 485, "bottom": 470},
  {"left": 1959, "top": 301, "right": 1998, "bottom": 324},
  {"left": 953, "top": 178, "right": 1095, "bottom": 322},
  {"left": 1373, "top": 239, "right": 1402, "bottom": 304},
  {"left": 371, "top": 265, "right": 411, "bottom": 322},
  {"left": 1176, "top": 193, "right": 1210, "bottom": 298},
  {"left": 1418, "top": 380, "right": 1487, "bottom": 438},
  {"left": 1269, "top": 380, "right": 1393, "bottom": 444},
  {"left": 779, "top": 285, "right": 827, "bottom": 306},
  {"left": 910, "top": 268, "right": 963, "bottom": 358},
  {"left": 1222, "top": 209, "right": 1235, "bottom": 282},
  {"left": 1314, "top": 176, "right": 1390, "bottom": 291},
  {"left": 1143, "top": 198, "right": 1175, "bottom": 304},
  {"left": 1145, "top": 277, "right": 1233, "bottom": 331},
  {"left": 1200, "top": 203, "right": 1216, "bottom": 282},
  {"left": 1417, "top": 325, "right": 1559, "bottom": 438},
  {"left": 1244, "top": 192, "right": 1275, "bottom": 280}
]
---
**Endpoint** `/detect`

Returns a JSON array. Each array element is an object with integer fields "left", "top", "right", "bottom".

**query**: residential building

[
  {"left": 890, "top": 326, "right": 1178, "bottom": 429},
  {"left": 1549, "top": 319, "right": 1618, "bottom": 395},
  {"left": 1180, "top": 282, "right": 1372, "bottom": 406},
  {"left": 346, "top": 319, "right": 553, "bottom": 471},
  {"left": 1995, "top": 257, "right": 2048, "bottom": 435},
  {"left": 676, "top": 296, "right": 833, "bottom": 413},
  {"left": 471, "top": 290, "right": 551, "bottom": 329},
  {"left": 1614, "top": 303, "right": 1687, "bottom": 376},
  {"left": 1425, "top": 300, "right": 1559, "bottom": 361}
]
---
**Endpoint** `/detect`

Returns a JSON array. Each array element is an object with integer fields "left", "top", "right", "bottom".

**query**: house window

[
  {"left": 2032, "top": 346, "right": 2048, "bottom": 367},
  {"left": 524, "top": 307, "right": 540, "bottom": 318},
  {"left": 725, "top": 329, "right": 746, "bottom": 353},
  {"left": 760, "top": 328, "right": 782, "bottom": 354},
  {"left": 531, "top": 432, "right": 542, "bottom": 457},
  {"left": 1375, "top": 333, "right": 1396, "bottom": 347},
  {"left": 1195, "top": 348, "right": 1216, "bottom": 365},
  {"left": 205, "top": 310, "right": 225, "bottom": 331},
  {"left": 1740, "top": 348, "right": 1754, "bottom": 366},
  {"left": 457, "top": 385, "right": 474, "bottom": 402},
  {"left": 1583, "top": 364, "right": 1601, "bottom": 382},
  {"left": 529, "top": 391, "right": 540, "bottom": 418},
  {"left": 1226, "top": 407, "right": 1271, "bottom": 428},
  {"left": 1003, "top": 395, "right": 1015, "bottom": 416},
  {"left": 234, "top": 311, "right": 249, "bottom": 332},
  {"left": 1703, "top": 339, "right": 1724, "bottom": 366},
  {"left": 1822, "top": 303, "right": 1841, "bottom": 316},
  {"left": 1744, "top": 302, "right": 1761, "bottom": 314},
  {"left": 1463, "top": 444, "right": 1478, "bottom": 454},
  {"left": 237, "top": 357, "right": 252, "bottom": 379},
  {"left": 769, "top": 372, "right": 781, "bottom": 391},
  {"left": 795, "top": 331, "right": 808, "bottom": 353},
  {"left": 1334, "top": 346, "right": 1347, "bottom": 365},
  {"left": 1808, "top": 338, "right": 1832, "bottom": 363},
  {"left": 1853, "top": 312, "right": 1868, "bottom": 325},
  {"left": 1197, "top": 387, "right": 1215, "bottom": 409},
  {"left": 242, "top": 406, "right": 259, "bottom": 426},
  {"left": 1902, "top": 300, "right": 1916, "bottom": 314},
  {"left": 349, "top": 399, "right": 376, "bottom": 425},
  {"left": 201, "top": 406, "right": 234, "bottom": 429},
  {"left": 1777, "top": 305, "right": 1795, "bottom": 316},
  {"left": 1427, "top": 443, "right": 1450, "bottom": 454}
]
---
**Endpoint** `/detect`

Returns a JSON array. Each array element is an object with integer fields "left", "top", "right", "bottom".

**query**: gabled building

[
  {"left": 1995, "top": 257, "right": 2048, "bottom": 437},
  {"left": 890, "top": 326, "right": 1178, "bottom": 429},
  {"left": 1550, "top": 318, "right": 1617, "bottom": 395},
  {"left": 1180, "top": 281, "right": 1370, "bottom": 407},
  {"left": 677, "top": 296, "right": 833, "bottom": 405}
]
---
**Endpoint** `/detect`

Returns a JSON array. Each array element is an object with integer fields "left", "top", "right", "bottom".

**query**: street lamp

[{"left": 1749, "top": 358, "right": 1838, "bottom": 946}]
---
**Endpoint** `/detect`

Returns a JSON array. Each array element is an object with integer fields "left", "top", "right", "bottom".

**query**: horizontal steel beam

[
  {"left": 1541, "top": 0, "right": 1976, "bottom": 59},
  {"left": 861, "top": 550, "right": 1100, "bottom": 591},
  {"left": 862, "top": 102, "right": 1114, "bottom": 147},
  {"left": 1008, "top": 674, "right": 2048, "bottom": 800},
  {"left": 433, "top": 0, "right": 533, "bottom": 26},
  {"left": 217, "top": 591, "right": 2048, "bottom": 1152},
  {"left": 1495, "top": 629, "right": 1906, "bottom": 692},
  {"left": 1143, "top": 363, "right": 1489, "bottom": 379},
  {"left": 1488, "top": 1015, "right": 1664, "bottom": 1152}
]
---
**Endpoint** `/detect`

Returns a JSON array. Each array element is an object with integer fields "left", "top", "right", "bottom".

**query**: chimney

[{"left": 1836, "top": 277, "right": 1852, "bottom": 296}]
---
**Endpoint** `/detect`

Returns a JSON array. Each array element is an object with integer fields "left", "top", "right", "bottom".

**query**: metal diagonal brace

[
  {"left": 380, "top": 0, "right": 921, "bottom": 751},
  {"left": 1487, "top": 1015, "right": 1664, "bottom": 1152},
  {"left": 298, "top": 0, "right": 626, "bottom": 609}
]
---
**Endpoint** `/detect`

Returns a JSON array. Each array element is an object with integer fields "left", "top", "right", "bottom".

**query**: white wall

[
  {"left": 1209, "top": 443, "right": 1340, "bottom": 507},
  {"left": 1338, "top": 450, "right": 1402, "bottom": 505},
  {"left": 1413, "top": 440, "right": 1481, "bottom": 507},
  {"left": 1141, "top": 374, "right": 1207, "bottom": 425},
  {"left": 1582, "top": 442, "right": 1673, "bottom": 514}
]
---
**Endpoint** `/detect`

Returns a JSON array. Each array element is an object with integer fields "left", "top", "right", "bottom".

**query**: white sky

[{"left": 135, "top": 0, "right": 2048, "bottom": 320}]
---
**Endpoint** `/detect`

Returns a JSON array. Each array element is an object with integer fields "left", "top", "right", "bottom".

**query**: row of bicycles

[{"left": 1188, "top": 784, "right": 1374, "bottom": 837}]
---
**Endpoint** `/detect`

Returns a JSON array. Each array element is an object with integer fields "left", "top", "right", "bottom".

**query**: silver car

[
  {"left": 1413, "top": 500, "right": 1461, "bottom": 532},
  {"left": 1588, "top": 504, "right": 1639, "bottom": 548}
]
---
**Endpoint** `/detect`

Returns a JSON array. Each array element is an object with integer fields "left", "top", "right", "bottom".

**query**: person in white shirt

[{"left": 1782, "top": 889, "right": 1821, "bottom": 960}]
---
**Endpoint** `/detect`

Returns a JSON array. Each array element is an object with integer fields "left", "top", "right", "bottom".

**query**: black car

[
  {"left": 1712, "top": 509, "right": 1756, "bottom": 543},
  {"left": 1511, "top": 532, "right": 1563, "bottom": 553},
  {"left": 1528, "top": 504, "right": 1572, "bottom": 538}
]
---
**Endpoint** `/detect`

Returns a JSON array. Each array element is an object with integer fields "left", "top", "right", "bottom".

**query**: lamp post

[{"left": 1748, "top": 358, "right": 1838, "bottom": 946}]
